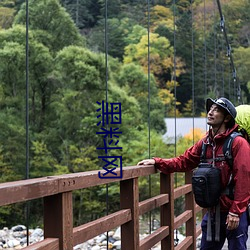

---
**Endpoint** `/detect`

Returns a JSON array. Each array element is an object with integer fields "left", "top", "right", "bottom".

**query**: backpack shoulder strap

[
  {"left": 200, "top": 141, "right": 208, "bottom": 163},
  {"left": 223, "top": 132, "right": 242, "bottom": 169}
]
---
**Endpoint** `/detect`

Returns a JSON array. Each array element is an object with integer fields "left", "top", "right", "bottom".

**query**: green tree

[
  {"left": 50, "top": 46, "right": 143, "bottom": 170},
  {"left": 30, "top": 141, "right": 57, "bottom": 177},
  {"left": 0, "top": 24, "right": 56, "bottom": 143},
  {"left": 0, "top": 26, "right": 55, "bottom": 132},
  {"left": 234, "top": 46, "right": 250, "bottom": 102},
  {"left": 0, "top": 112, "right": 26, "bottom": 180},
  {"left": 14, "top": 0, "right": 84, "bottom": 52},
  {"left": 61, "top": 0, "right": 101, "bottom": 28},
  {"left": 86, "top": 17, "right": 138, "bottom": 60},
  {"left": 116, "top": 63, "right": 166, "bottom": 132},
  {"left": 222, "top": 0, "right": 250, "bottom": 46},
  {"left": 0, "top": 39, "right": 27, "bottom": 180},
  {"left": 50, "top": 46, "right": 106, "bottom": 151}
]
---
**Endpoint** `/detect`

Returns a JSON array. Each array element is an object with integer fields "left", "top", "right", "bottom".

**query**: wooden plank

[
  {"left": 44, "top": 192, "right": 73, "bottom": 250},
  {"left": 22, "top": 238, "right": 59, "bottom": 250},
  {"left": 0, "top": 177, "right": 59, "bottom": 206},
  {"left": 139, "top": 226, "right": 169, "bottom": 250},
  {"left": 195, "top": 204, "right": 203, "bottom": 213},
  {"left": 120, "top": 178, "right": 140, "bottom": 250},
  {"left": 174, "top": 210, "right": 192, "bottom": 229},
  {"left": 196, "top": 226, "right": 202, "bottom": 237},
  {"left": 57, "top": 165, "right": 156, "bottom": 192},
  {"left": 175, "top": 236, "right": 193, "bottom": 250},
  {"left": 0, "top": 165, "right": 204, "bottom": 250},
  {"left": 73, "top": 209, "right": 131, "bottom": 245},
  {"left": 0, "top": 165, "right": 157, "bottom": 206},
  {"left": 195, "top": 206, "right": 203, "bottom": 243},
  {"left": 139, "top": 194, "right": 169, "bottom": 215},
  {"left": 160, "top": 173, "right": 174, "bottom": 250},
  {"left": 174, "top": 184, "right": 192, "bottom": 199},
  {"left": 185, "top": 171, "right": 196, "bottom": 250}
]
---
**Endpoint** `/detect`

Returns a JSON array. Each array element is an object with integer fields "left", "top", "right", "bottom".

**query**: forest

[{"left": 0, "top": 0, "right": 249, "bottom": 228}]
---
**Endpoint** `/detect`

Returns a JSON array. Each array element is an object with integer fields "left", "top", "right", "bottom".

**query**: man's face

[{"left": 207, "top": 104, "right": 226, "bottom": 127}]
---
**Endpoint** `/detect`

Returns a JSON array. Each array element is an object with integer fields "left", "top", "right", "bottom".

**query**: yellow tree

[
  {"left": 158, "top": 80, "right": 181, "bottom": 117},
  {"left": 124, "top": 32, "right": 185, "bottom": 86},
  {"left": 148, "top": 5, "right": 174, "bottom": 33},
  {"left": 0, "top": 0, "right": 15, "bottom": 29},
  {"left": 124, "top": 31, "right": 185, "bottom": 116},
  {"left": 124, "top": 32, "right": 173, "bottom": 77}
]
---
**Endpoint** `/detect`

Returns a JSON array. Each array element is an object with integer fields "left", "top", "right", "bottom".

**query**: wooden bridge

[{"left": 0, "top": 165, "right": 204, "bottom": 250}]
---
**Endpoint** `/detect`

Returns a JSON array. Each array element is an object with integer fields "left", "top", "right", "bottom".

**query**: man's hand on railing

[{"left": 137, "top": 159, "right": 155, "bottom": 166}]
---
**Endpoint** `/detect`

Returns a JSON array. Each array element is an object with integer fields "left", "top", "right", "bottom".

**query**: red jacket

[{"left": 154, "top": 124, "right": 250, "bottom": 216}]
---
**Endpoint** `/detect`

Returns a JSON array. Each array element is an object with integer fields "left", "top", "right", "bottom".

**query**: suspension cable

[
  {"left": 172, "top": 0, "right": 179, "bottom": 245},
  {"left": 216, "top": 0, "right": 242, "bottom": 104},
  {"left": 218, "top": 32, "right": 225, "bottom": 96},
  {"left": 191, "top": 0, "right": 195, "bottom": 144},
  {"left": 173, "top": 1, "right": 177, "bottom": 158},
  {"left": 104, "top": 0, "right": 109, "bottom": 248},
  {"left": 203, "top": 0, "right": 207, "bottom": 97},
  {"left": 25, "top": 0, "right": 30, "bottom": 245},
  {"left": 213, "top": 0, "right": 217, "bottom": 94},
  {"left": 147, "top": 0, "right": 152, "bottom": 234}
]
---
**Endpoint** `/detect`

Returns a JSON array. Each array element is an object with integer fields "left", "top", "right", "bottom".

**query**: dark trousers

[{"left": 200, "top": 210, "right": 249, "bottom": 250}]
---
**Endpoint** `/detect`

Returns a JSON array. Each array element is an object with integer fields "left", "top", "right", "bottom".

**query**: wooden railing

[{"left": 0, "top": 165, "right": 203, "bottom": 250}]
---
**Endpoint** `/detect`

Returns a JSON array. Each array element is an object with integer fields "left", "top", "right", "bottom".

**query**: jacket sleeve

[
  {"left": 229, "top": 136, "right": 250, "bottom": 215},
  {"left": 153, "top": 140, "right": 203, "bottom": 174}
]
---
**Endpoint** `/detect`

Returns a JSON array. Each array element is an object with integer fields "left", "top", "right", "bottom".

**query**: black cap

[{"left": 206, "top": 97, "right": 237, "bottom": 119}]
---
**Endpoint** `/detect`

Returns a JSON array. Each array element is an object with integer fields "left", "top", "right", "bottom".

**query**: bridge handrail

[
  {"left": 0, "top": 165, "right": 155, "bottom": 206},
  {"left": 0, "top": 165, "right": 202, "bottom": 250}
]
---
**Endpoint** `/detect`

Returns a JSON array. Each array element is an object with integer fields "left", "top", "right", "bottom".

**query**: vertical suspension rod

[
  {"left": 25, "top": 0, "right": 30, "bottom": 246},
  {"left": 147, "top": 0, "right": 152, "bottom": 234},
  {"left": 104, "top": 0, "right": 109, "bottom": 248},
  {"left": 216, "top": 0, "right": 241, "bottom": 103}
]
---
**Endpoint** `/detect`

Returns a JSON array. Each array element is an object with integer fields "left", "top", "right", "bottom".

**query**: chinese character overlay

[
  {"left": 96, "top": 101, "right": 122, "bottom": 179},
  {"left": 98, "top": 156, "right": 122, "bottom": 178},
  {"left": 96, "top": 101, "right": 122, "bottom": 126}
]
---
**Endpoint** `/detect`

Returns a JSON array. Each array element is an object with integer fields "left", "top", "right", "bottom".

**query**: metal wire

[
  {"left": 204, "top": 0, "right": 207, "bottom": 97},
  {"left": 147, "top": 0, "right": 152, "bottom": 234},
  {"left": 104, "top": 0, "right": 109, "bottom": 248},
  {"left": 191, "top": 0, "right": 195, "bottom": 144},
  {"left": 25, "top": 0, "right": 30, "bottom": 245},
  {"left": 173, "top": 0, "right": 177, "bottom": 158},
  {"left": 172, "top": 0, "right": 179, "bottom": 245},
  {"left": 215, "top": 0, "right": 242, "bottom": 103},
  {"left": 213, "top": 0, "right": 217, "bottom": 94}
]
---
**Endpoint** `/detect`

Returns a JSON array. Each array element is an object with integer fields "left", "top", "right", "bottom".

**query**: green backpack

[{"left": 235, "top": 105, "right": 250, "bottom": 142}]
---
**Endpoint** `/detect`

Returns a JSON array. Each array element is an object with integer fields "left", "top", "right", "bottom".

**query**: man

[{"left": 138, "top": 97, "right": 250, "bottom": 250}]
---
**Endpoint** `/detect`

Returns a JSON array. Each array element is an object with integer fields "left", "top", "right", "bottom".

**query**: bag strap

[
  {"left": 222, "top": 132, "right": 242, "bottom": 199},
  {"left": 223, "top": 131, "right": 242, "bottom": 169},
  {"left": 200, "top": 142, "right": 208, "bottom": 163},
  {"left": 203, "top": 132, "right": 241, "bottom": 242},
  {"left": 215, "top": 204, "right": 220, "bottom": 241},
  {"left": 206, "top": 208, "right": 212, "bottom": 241},
  {"left": 200, "top": 131, "right": 242, "bottom": 168}
]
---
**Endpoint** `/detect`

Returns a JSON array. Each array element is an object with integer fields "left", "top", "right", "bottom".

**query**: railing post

[
  {"left": 44, "top": 192, "right": 73, "bottom": 250},
  {"left": 185, "top": 171, "right": 196, "bottom": 250},
  {"left": 120, "top": 178, "right": 139, "bottom": 250},
  {"left": 160, "top": 173, "right": 174, "bottom": 250}
]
